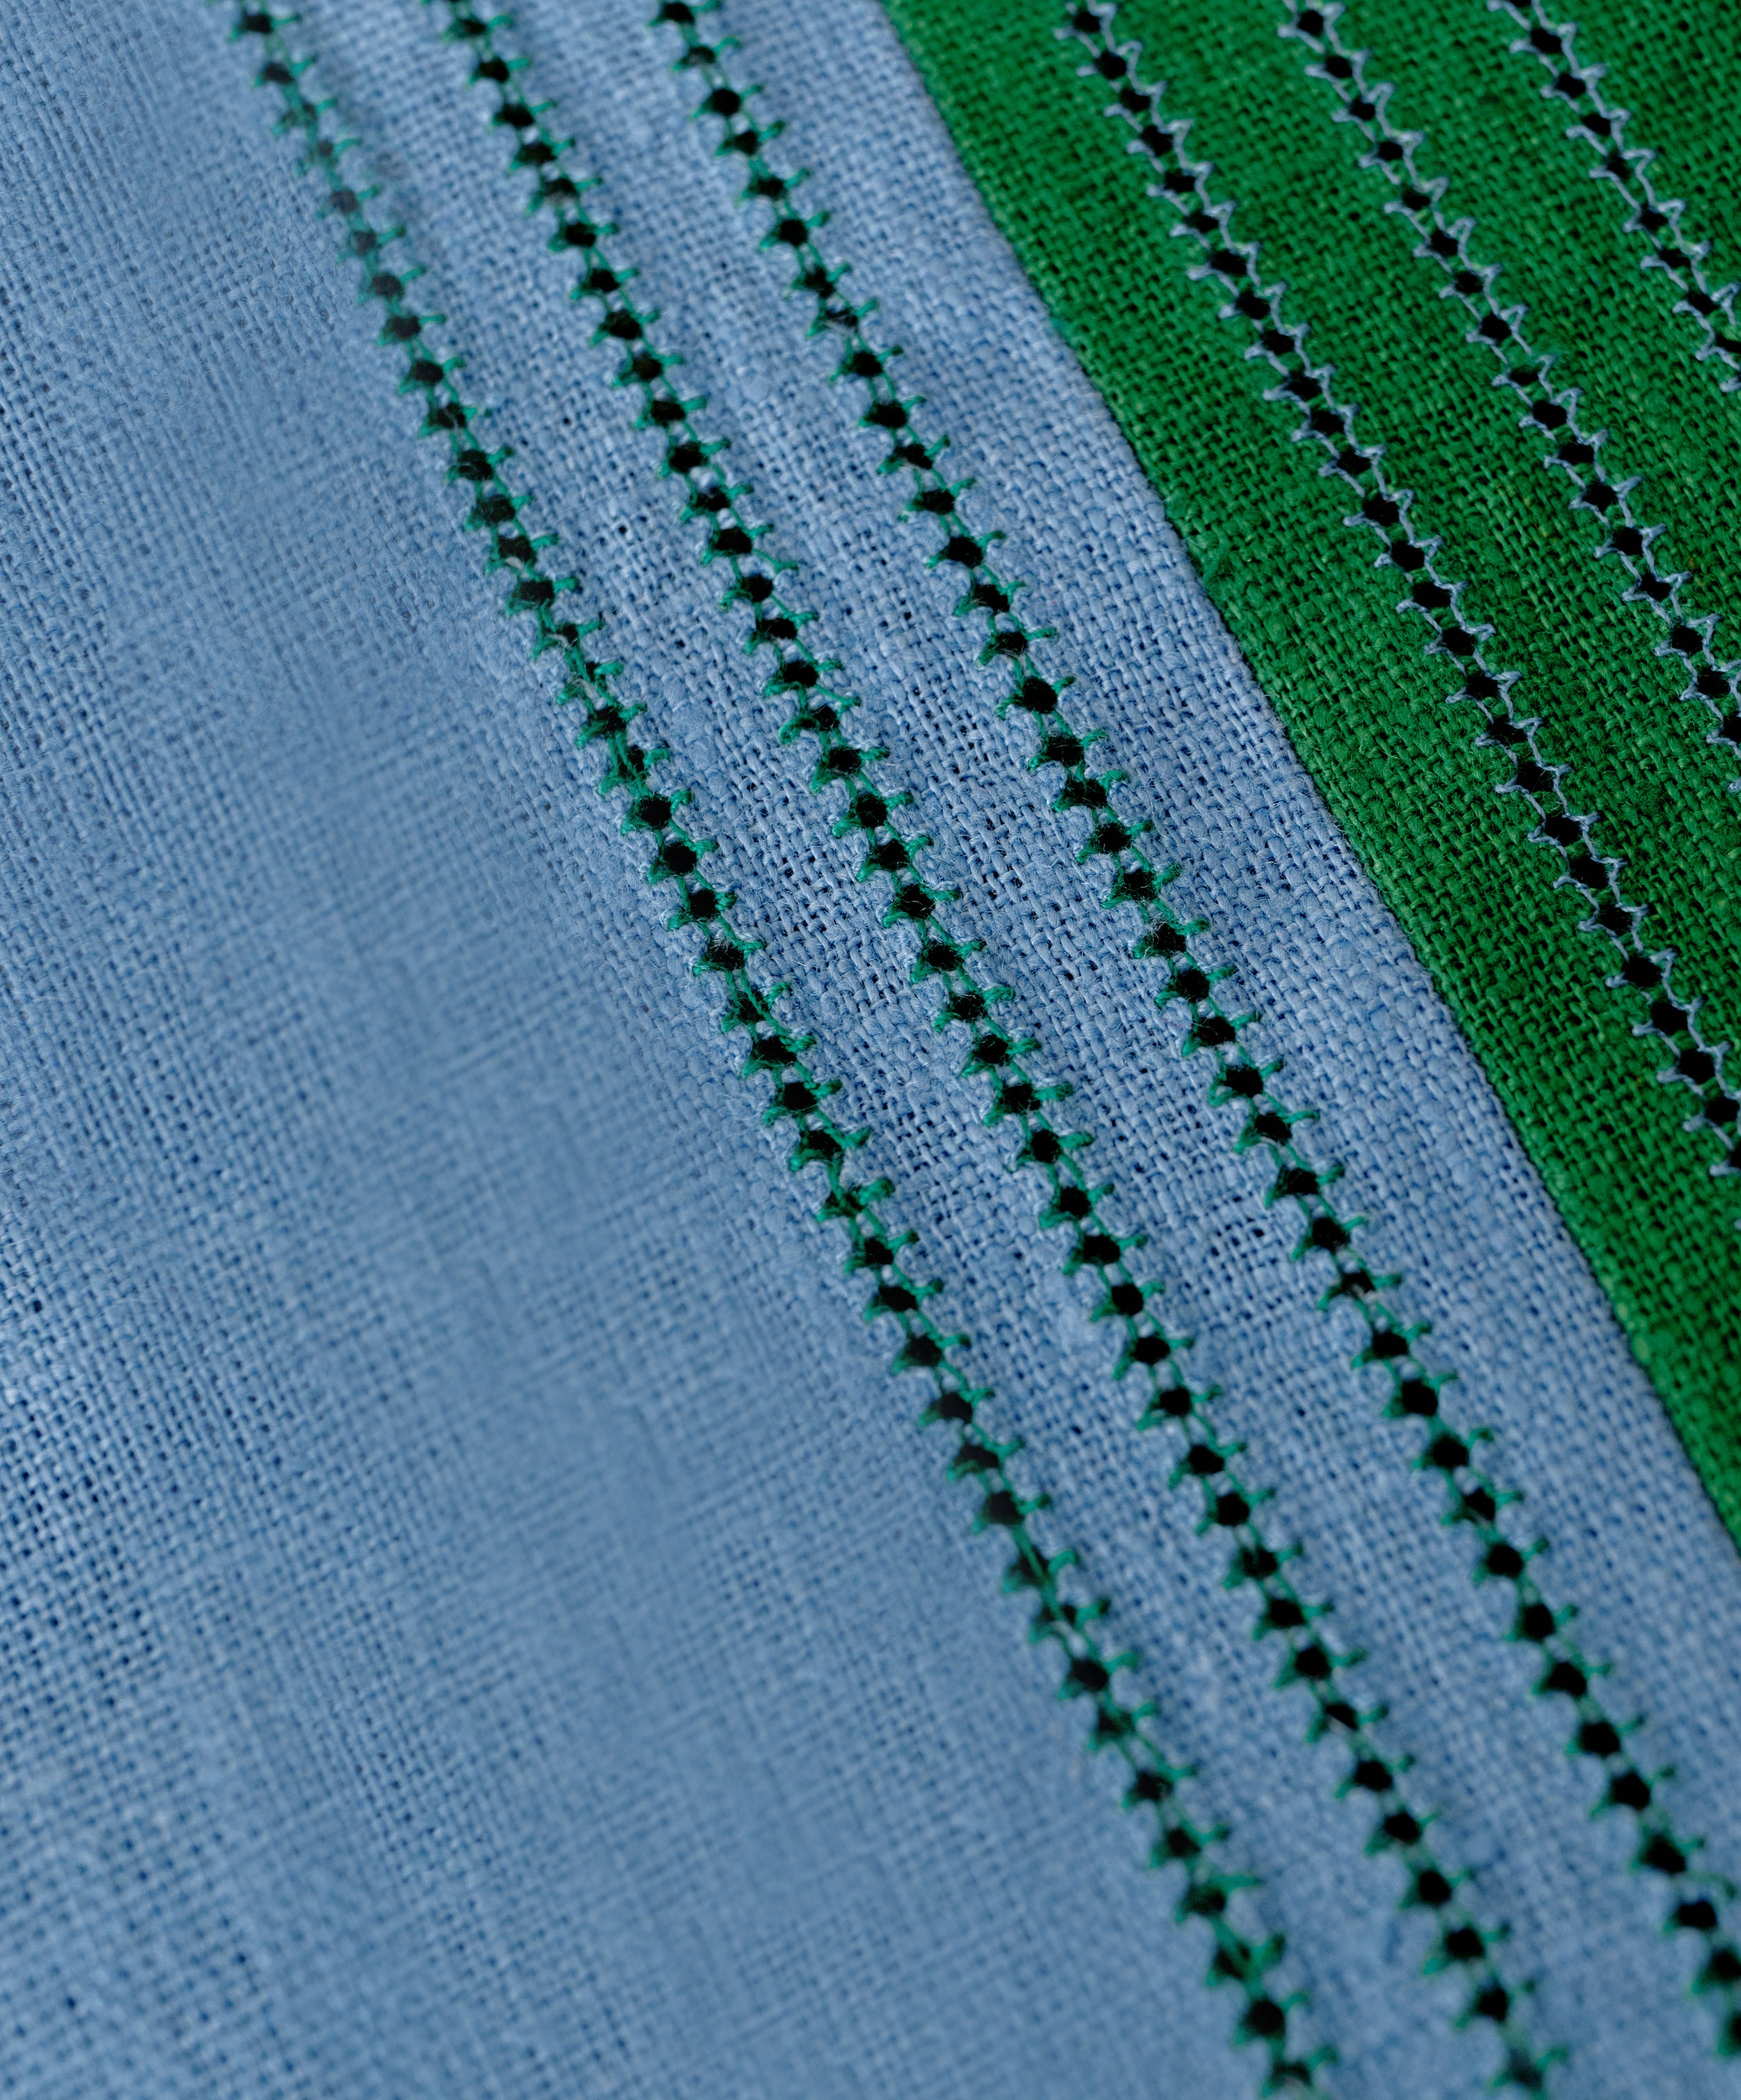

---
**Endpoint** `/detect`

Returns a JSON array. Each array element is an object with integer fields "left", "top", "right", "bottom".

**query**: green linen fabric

[{"left": 882, "top": 0, "right": 1741, "bottom": 1536}]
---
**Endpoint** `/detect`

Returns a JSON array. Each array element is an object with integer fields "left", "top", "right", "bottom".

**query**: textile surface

[
  {"left": 1, "top": 0, "right": 1738, "bottom": 2094},
  {"left": 884, "top": 0, "right": 1741, "bottom": 1498}
]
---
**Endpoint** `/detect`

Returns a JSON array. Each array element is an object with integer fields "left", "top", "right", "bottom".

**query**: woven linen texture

[
  {"left": 882, "top": 0, "right": 1741, "bottom": 1524},
  {"left": 1, "top": 0, "right": 1738, "bottom": 2092}
]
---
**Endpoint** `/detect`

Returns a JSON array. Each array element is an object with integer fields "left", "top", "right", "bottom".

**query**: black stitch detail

[
  {"left": 1281, "top": 3, "right": 1741, "bottom": 830},
  {"left": 1072, "top": 14, "right": 1741, "bottom": 1222},
  {"left": 630, "top": 2, "right": 1639, "bottom": 2085},
  {"left": 229, "top": 28, "right": 1332, "bottom": 2069},
  {"left": 237, "top": 12, "right": 1403, "bottom": 2083},
  {"left": 1491, "top": 0, "right": 1741, "bottom": 400},
  {"left": 1034, "top": 1, "right": 1741, "bottom": 2077},
  {"left": 286, "top": 0, "right": 1604, "bottom": 2083}
]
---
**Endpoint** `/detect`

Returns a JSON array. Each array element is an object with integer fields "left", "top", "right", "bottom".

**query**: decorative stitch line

[
  {"left": 640, "top": 0, "right": 1741, "bottom": 2069},
  {"left": 606, "top": 0, "right": 1741, "bottom": 2063},
  {"left": 417, "top": 0, "right": 1559, "bottom": 2074},
  {"left": 1067, "top": 8, "right": 1741, "bottom": 1206},
  {"left": 1488, "top": 0, "right": 1741, "bottom": 398},
  {"left": 1277, "top": 1, "right": 1741, "bottom": 795},
  {"left": 1037, "top": 0, "right": 1741, "bottom": 2060},
  {"left": 220, "top": 5, "right": 1323, "bottom": 2087}
]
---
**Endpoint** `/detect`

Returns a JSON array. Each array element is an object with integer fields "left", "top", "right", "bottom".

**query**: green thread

[
  {"left": 875, "top": 0, "right": 1741, "bottom": 1573},
  {"left": 1273, "top": 3, "right": 1740, "bottom": 792},
  {"left": 1028, "top": 5, "right": 1741, "bottom": 2055},
  {"left": 220, "top": 0, "right": 1741, "bottom": 2066},
  {"left": 427, "top": 0, "right": 1582, "bottom": 2069},
  {"left": 1490, "top": 0, "right": 1741, "bottom": 398},
  {"left": 223, "top": 3, "right": 1326, "bottom": 2087},
  {"left": 1042, "top": 10, "right": 1740, "bottom": 1192},
  {"left": 651, "top": 0, "right": 1741, "bottom": 2069}
]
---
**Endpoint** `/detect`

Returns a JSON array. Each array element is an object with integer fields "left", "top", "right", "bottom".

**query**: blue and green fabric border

[{"left": 3, "top": 0, "right": 1739, "bottom": 2092}]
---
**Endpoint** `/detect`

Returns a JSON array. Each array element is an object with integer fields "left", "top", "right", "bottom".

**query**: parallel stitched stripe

[
  {"left": 879, "top": 0, "right": 1741, "bottom": 2061},
  {"left": 222, "top": 5, "right": 1325, "bottom": 2087},
  {"left": 1492, "top": 0, "right": 1741, "bottom": 399},
  {"left": 1032, "top": 18, "right": 1741, "bottom": 2052},
  {"left": 647, "top": 0, "right": 1741, "bottom": 2073},
  {"left": 423, "top": 0, "right": 1545, "bottom": 2073},
  {"left": 877, "top": 0, "right": 1741, "bottom": 1564},
  {"left": 1276, "top": 3, "right": 1741, "bottom": 793}
]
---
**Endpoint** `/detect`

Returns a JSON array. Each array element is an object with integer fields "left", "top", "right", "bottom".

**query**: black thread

[
  {"left": 638, "top": 1, "right": 1587, "bottom": 2076},
  {"left": 1490, "top": 0, "right": 1741, "bottom": 398},
  {"left": 226, "top": 5, "right": 1327, "bottom": 2085},
  {"left": 1052, "top": 0, "right": 1741, "bottom": 2068},
  {"left": 1282, "top": 3, "right": 1741, "bottom": 803}
]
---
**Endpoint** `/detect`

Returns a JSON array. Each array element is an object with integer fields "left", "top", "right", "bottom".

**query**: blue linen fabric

[{"left": 1, "top": 0, "right": 1738, "bottom": 2094}]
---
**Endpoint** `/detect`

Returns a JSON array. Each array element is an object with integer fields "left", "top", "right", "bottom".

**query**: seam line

[
  {"left": 424, "top": 0, "right": 1579, "bottom": 2072},
  {"left": 221, "top": 5, "right": 1326, "bottom": 2087},
  {"left": 1278, "top": 1, "right": 1741, "bottom": 797},
  {"left": 1061, "top": 8, "right": 1741, "bottom": 1193},
  {"left": 637, "top": 0, "right": 1741, "bottom": 2069},
  {"left": 1032, "top": 0, "right": 1741, "bottom": 2061},
  {"left": 1488, "top": 0, "right": 1741, "bottom": 399}
]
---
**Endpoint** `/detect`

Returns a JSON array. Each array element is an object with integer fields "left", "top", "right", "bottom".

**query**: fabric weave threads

[
  {"left": 3, "top": 5, "right": 1324, "bottom": 2085},
  {"left": 10, "top": 0, "right": 1741, "bottom": 2087},
  {"left": 1070, "top": 0, "right": 1741, "bottom": 1208},
  {"left": 386, "top": 0, "right": 1595, "bottom": 2074},
  {"left": 203, "top": 0, "right": 1741, "bottom": 2076},
  {"left": 877, "top": 0, "right": 1741, "bottom": 1548},
  {"left": 1490, "top": 0, "right": 1741, "bottom": 398},
  {"left": 221, "top": 6, "right": 1334, "bottom": 2085},
  {"left": 240, "top": 0, "right": 1741, "bottom": 2075},
  {"left": 637, "top": 0, "right": 1741, "bottom": 2068},
  {"left": 1275, "top": 2, "right": 1741, "bottom": 793}
]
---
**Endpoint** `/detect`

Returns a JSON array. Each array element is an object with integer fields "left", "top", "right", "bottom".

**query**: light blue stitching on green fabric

[
  {"left": 1274, "top": 2, "right": 1741, "bottom": 798},
  {"left": 1031, "top": 0, "right": 1741, "bottom": 2062},
  {"left": 643, "top": 0, "right": 1741, "bottom": 2072},
  {"left": 1489, "top": 0, "right": 1741, "bottom": 399}
]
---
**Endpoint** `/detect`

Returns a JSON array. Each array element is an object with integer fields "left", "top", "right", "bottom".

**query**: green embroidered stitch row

[
  {"left": 1037, "top": 1, "right": 1741, "bottom": 2056},
  {"left": 1273, "top": 3, "right": 1740, "bottom": 796},
  {"left": 415, "top": 1, "right": 1545, "bottom": 2071},
  {"left": 1490, "top": 0, "right": 1741, "bottom": 398},
  {"left": 878, "top": 0, "right": 1741, "bottom": 1546},
  {"left": 1073, "top": 9, "right": 1735, "bottom": 1199},
  {"left": 642, "top": 0, "right": 1741, "bottom": 2067},
  {"left": 221, "top": 6, "right": 1325, "bottom": 2087}
]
